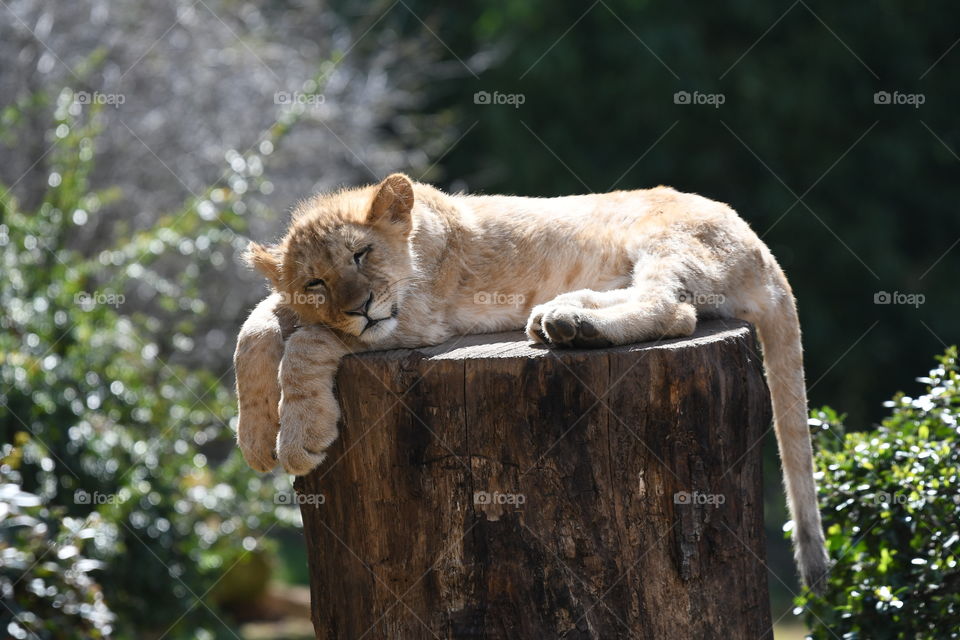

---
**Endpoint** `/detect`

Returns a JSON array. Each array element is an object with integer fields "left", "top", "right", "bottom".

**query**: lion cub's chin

[{"left": 357, "top": 316, "right": 398, "bottom": 344}]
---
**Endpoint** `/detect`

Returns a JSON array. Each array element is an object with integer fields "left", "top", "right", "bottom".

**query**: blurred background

[{"left": 1, "top": 1, "right": 957, "bottom": 638}]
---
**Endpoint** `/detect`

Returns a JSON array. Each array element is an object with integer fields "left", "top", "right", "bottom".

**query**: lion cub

[{"left": 235, "top": 173, "right": 829, "bottom": 591}]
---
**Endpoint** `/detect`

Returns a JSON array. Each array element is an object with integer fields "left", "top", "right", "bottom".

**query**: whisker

[{"left": 386, "top": 276, "right": 424, "bottom": 288}]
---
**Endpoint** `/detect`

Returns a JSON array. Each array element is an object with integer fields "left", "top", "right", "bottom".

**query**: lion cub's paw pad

[{"left": 542, "top": 311, "right": 613, "bottom": 349}]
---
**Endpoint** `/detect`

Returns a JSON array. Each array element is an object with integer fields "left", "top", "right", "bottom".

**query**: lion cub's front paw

[
  {"left": 277, "top": 395, "right": 340, "bottom": 475},
  {"left": 237, "top": 398, "right": 280, "bottom": 473}
]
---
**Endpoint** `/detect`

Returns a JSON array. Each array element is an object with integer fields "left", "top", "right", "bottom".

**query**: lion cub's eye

[
  {"left": 304, "top": 278, "right": 325, "bottom": 290},
  {"left": 353, "top": 246, "right": 371, "bottom": 266}
]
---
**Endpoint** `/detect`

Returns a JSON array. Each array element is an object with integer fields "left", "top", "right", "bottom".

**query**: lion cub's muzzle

[{"left": 343, "top": 292, "right": 399, "bottom": 336}]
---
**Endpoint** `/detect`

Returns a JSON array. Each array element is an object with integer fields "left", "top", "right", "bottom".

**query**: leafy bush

[
  {"left": 797, "top": 349, "right": 960, "bottom": 637},
  {"left": 0, "top": 94, "right": 302, "bottom": 638},
  {"left": 1, "top": 450, "right": 114, "bottom": 639}
]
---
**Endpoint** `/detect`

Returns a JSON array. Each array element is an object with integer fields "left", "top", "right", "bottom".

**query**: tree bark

[{"left": 295, "top": 319, "right": 773, "bottom": 639}]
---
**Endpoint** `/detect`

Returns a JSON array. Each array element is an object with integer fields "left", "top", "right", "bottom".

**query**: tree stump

[{"left": 294, "top": 319, "right": 773, "bottom": 639}]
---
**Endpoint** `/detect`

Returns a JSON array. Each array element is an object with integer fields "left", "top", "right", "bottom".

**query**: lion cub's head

[{"left": 245, "top": 174, "right": 416, "bottom": 342}]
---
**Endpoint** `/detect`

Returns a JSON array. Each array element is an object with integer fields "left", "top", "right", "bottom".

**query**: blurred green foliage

[
  {"left": 1, "top": 458, "right": 113, "bottom": 639},
  {"left": 798, "top": 350, "right": 960, "bottom": 637},
  {"left": 0, "top": 92, "right": 301, "bottom": 639}
]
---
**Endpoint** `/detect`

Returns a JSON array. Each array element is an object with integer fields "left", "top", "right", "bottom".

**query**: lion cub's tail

[{"left": 753, "top": 280, "right": 830, "bottom": 594}]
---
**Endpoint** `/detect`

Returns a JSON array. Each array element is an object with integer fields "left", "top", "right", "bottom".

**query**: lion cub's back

[{"left": 463, "top": 185, "right": 713, "bottom": 229}]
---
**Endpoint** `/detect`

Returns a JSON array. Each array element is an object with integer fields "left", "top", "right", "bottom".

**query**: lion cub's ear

[
  {"left": 243, "top": 242, "right": 283, "bottom": 288},
  {"left": 368, "top": 173, "right": 414, "bottom": 233}
]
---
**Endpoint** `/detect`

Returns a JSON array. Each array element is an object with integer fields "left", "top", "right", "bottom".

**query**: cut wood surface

[{"left": 295, "top": 319, "right": 774, "bottom": 639}]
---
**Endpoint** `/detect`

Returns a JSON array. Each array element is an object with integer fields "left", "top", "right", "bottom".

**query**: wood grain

[{"left": 295, "top": 319, "right": 773, "bottom": 639}]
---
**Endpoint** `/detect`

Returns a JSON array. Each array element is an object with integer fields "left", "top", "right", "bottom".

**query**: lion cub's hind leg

[
  {"left": 526, "top": 288, "right": 634, "bottom": 345},
  {"left": 526, "top": 257, "right": 698, "bottom": 348},
  {"left": 528, "top": 292, "right": 696, "bottom": 348}
]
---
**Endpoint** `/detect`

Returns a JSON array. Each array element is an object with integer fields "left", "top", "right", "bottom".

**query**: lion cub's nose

[{"left": 344, "top": 293, "right": 373, "bottom": 317}]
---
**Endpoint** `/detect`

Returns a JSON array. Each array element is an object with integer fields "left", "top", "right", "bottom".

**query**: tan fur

[{"left": 234, "top": 174, "right": 830, "bottom": 591}]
